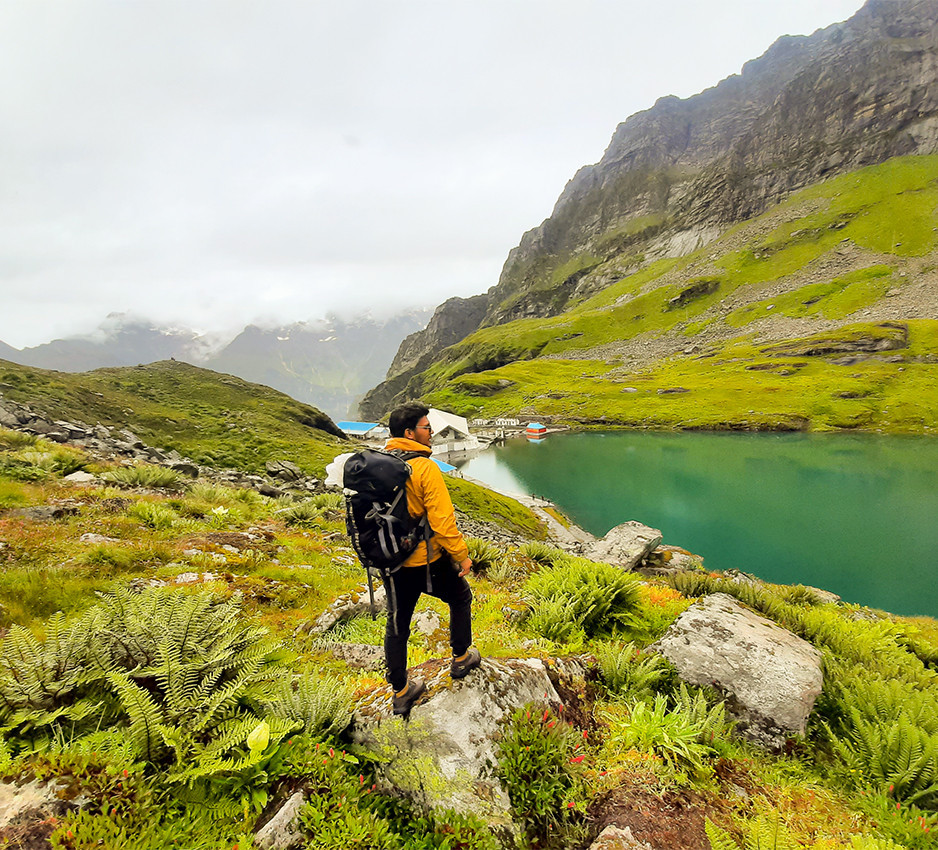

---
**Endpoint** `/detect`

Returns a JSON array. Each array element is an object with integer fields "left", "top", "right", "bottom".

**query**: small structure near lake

[
  {"left": 428, "top": 408, "right": 482, "bottom": 457},
  {"left": 525, "top": 422, "right": 547, "bottom": 438},
  {"left": 336, "top": 421, "right": 389, "bottom": 441}
]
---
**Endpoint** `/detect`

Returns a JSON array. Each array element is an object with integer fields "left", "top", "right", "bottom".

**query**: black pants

[{"left": 383, "top": 557, "right": 472, "bottom": 692}]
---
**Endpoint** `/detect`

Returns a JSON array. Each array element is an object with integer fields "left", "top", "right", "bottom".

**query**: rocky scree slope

[{"left": 361, "top": 0, "right": 938, "bottom": 420}]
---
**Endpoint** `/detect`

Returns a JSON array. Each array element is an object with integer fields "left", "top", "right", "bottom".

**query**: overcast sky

[{"left": 0, "top": 1, "right": 865, "bottom": 349}]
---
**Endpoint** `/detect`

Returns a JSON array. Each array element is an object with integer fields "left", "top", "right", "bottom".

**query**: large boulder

[
  {"left": 650, "top": 593, "right": 823, "bottom": 748},
  {"left": 581, "top": 521, "right": 663, "bottom": 570},
  {"left": 350, "top": 657, "right": 562, "bottom": 830}
]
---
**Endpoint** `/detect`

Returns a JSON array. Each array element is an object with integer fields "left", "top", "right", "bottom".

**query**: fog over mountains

[{"left": 0, "top": 310, "right": 430, "bottom": 420}]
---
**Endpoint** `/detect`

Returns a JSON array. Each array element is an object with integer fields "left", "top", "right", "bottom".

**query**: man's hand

[{"left": 457, "top": 557, "right": 472, "bottom": 577}]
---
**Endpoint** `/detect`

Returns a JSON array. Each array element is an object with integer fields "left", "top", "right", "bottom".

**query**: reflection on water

[{"left": 455, "top": 431, "right": 938, "bottom": 617}]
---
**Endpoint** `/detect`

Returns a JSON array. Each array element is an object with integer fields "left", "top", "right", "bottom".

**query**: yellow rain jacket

[{"left": 384, "top": 437, "right": 470, "bottom": 568}]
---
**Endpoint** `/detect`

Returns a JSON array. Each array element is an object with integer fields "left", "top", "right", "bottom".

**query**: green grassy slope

[
  {"left": 414, "top": 155, "right": 938, "bottom": 433},
  {"left": 0, "top": 359, "right": 349, "bottom": 476}
]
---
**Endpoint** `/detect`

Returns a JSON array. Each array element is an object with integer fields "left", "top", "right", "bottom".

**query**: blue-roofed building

[
  {"left": 431, "top": 457, "right": 458, "bottom": 474},
  {"left": 336, "top": 421, "right": 389, "bottom": 440}
]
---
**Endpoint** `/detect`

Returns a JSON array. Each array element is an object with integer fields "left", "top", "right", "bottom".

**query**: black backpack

[{"left": 344, "top": 449, "right": 431, "bottom": 621}]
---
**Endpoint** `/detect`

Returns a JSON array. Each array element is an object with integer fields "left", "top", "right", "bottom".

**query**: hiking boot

[
  {"left": 451, "top": 647, "right": 482, "bottom": 680},
  {"left": 392, "top": 679, "right": 426, "bottom": 716}
]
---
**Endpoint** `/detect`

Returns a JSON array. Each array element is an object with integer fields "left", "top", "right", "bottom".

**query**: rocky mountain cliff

[{"left": 361, "top": 0, "right": 938, "bottom": 420}]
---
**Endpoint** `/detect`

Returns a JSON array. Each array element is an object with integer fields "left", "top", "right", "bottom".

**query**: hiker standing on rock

[{"left": 382, "top": 402, "right": 481, "bottom": 715}]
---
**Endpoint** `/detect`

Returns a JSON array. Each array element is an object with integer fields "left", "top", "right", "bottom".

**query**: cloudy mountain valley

[{"left": 0, "top": 310, "right": 430, "bottom": 421}]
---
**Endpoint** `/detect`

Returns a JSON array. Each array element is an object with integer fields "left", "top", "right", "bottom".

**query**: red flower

[
  {"left": 542, "top": 708, "right": 550, "bottom": 723},
  {"left": 570, "top": 755, "right": 584, "bottom": 763}
]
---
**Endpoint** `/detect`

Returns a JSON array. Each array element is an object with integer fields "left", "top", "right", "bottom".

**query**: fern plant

[
  {"left": 279, "top": 499, "right": 324, "bottom": 527},
  {"left": 524, "top": 557, "right": 641, "bottom": 640},
  {"left": 600, "top": 692, "right": 718, "bottom": 780},
  {"left": 264, "top": 672, "right": 354, "bottom": 741},
  {"left": 518, "top": 541, "right": 565, "bottom": 568},
  {"left": 102, "top": 464, "right": 187, "bottom": 490},
  {"left": 466, "top": 538, "right": 502, "bottom": 573},
  {"left": 0, "top": 611, "right": 104, "bottom": 747},
  {"left": 823, "top": 667, "right": 938, "bottom": 808},
  {"left": 0, "top": 588, "right": 294, "bottom": 785},
  {"left": 705, "top": 814, "right": 801, "bottom": 850},
  {"left": 594, "top": 641, "right": 673, "bottom": 701}
]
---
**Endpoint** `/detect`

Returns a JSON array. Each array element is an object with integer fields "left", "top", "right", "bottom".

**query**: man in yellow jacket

[{"left": 384, "top": 402, "right": 481, "bottom": 715}]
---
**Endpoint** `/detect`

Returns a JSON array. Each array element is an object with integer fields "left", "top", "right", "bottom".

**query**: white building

[{"left": 428, "top": 408, "right": 482, "bottom": 457}]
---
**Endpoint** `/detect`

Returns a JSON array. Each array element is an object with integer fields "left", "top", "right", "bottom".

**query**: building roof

[
  {"left": 428, "top": 408, "right": 471, "bottom": 438},
  {"left": 431, "top": 457, "right": 457, "bottom": 473},
  {"left": 526, "top": 422, "right": 546, "bottom": 430},
  {"left": 336, "top": 421, "right": 381, "bottom": 434}
]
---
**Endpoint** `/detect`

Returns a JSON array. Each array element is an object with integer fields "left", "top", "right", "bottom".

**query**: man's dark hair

[{"left": 389, "top": 402, "right": 430, "bottom": 438}]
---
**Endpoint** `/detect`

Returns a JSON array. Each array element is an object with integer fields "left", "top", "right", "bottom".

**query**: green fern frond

[
  {"left": 705, "top": 818, "right": 740, "bottom": 850},
  {"left": 106, "top": 670, "right": 167, "bottom": 762}
]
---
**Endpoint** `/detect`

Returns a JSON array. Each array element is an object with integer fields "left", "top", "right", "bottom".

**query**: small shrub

[
  {"left": 466, "top": 538, "right": 502, "bottom": 573},
  {"left": 525, "top": 557, "right": 641, "bottom": 640},
  {"left": 101, "top": 464, "right": 186, "bottom": 490},
  {"left": 128, "top": 500, "right": 180, "bottom": 530},
  {"left": 266, "top": 673, "right": 354, "bottom": 741},
  {"left": 497, "top": 705, "right": 587, "bottom": 848},
  {"left": 594, "top": 641, "right": 674, "bottom": 700},
  {"left": 518, "top": 540, "right": 566, "bottom": 567},
  {"left": 854, "top": 789, "right": 938, "bottom": 849},
  {"left": 283, "top": 737, "right": 498, "bottom": 850}
]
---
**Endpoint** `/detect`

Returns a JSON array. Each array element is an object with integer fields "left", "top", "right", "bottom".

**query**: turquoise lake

[{"left": 455, "top": 431, "right": 938, "bottom": 618}]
